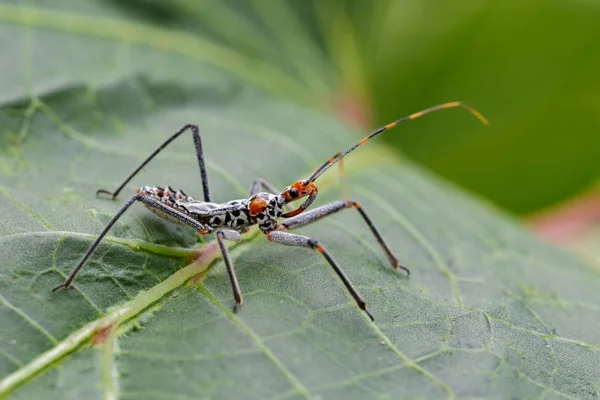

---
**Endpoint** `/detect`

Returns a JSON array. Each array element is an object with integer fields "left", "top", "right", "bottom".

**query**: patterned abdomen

[
  {"left": 184, "top": 199, "right": 252, "bottom": 231},
  {"left": 137, "top": 186, "right": 253, "bottom": 232}
]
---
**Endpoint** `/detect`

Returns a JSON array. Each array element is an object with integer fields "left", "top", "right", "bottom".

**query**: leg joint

[
  {"left": 185, "top": 123, "right": 199, "bottom": 132},
  {"left": 308, "top": 239, "right": 325, "bottom": 253},
  {"left": 341, "top": 199, "right": 359, "bottom": 209}
]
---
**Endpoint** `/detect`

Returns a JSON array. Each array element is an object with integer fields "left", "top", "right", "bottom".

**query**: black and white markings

[
  {"left": 208, "top": 204, "right": 251, "bottom": 231},
  {"left": 254, "top": 193, "right": 285, "bottom": 232},
  {"left": 138, "top": 185, "right": 255, "bottom": 233}
]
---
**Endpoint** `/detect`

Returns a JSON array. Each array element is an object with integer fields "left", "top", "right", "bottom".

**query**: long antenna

[{"left": 307, "top": 101, "right": 488, "bottom": 183}]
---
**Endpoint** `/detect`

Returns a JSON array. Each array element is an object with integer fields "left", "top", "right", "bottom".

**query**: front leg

[
  {"left": 266, "top": 230, "right": 374, "bottom": 321},
  {"left": 281, "top": 200, "right": 410, "bottom": 274},
  {"left": 215, "top": 229, "right": 244, "bottom": 312}
]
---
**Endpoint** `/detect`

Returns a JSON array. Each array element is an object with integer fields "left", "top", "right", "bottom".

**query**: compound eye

[{"left": 289, "top": 188, "right": 299, "bottom": 198}]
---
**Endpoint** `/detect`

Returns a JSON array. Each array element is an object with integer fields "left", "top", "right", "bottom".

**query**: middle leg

[{"left": 280, "top": 200, "right": 410, "bottom": 274}]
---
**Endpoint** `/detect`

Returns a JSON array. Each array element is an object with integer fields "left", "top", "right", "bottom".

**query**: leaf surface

[{"left": 1, "top": 4, "right": 600, "bottom": 400}]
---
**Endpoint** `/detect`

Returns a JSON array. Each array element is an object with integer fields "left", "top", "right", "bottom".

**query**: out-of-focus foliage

[
  {"left": 1, "top": 2, "right": 600, "bottom": 398},
  {"left": 364, "top": 0, "right": 600, "bottom": 215},
  {"left": 112, "top": 0, "right": 600, "bottom": 215}
]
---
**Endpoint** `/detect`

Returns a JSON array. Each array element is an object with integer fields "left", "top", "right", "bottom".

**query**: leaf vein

[
  {"left": 368, "top": 323, "right": 455, "bottom": 399},
  {"left": 0, "top": 184, "right": 55, "bottom": 231},
  {"left": 0, "top": 347, "right": 23, "bottom": 368},
  {"left": 196, "top": 285, "right": 315, "bottom": 400},
  {"left": 0, "top": 292, "right": 57, "bottom": 345}
]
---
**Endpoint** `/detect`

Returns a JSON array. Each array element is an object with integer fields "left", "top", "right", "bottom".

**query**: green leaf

[{"left": 1, "top": 4, "right": 600, "bottom": 400}]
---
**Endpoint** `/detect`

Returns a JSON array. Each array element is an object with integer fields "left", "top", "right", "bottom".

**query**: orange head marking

[
  {"left": 282, "top": 181, "right": 317, "bottom": 203},
  {"left": 281, "top": 180, "right": 319, "bottom": 218},
  {"left": 249, "top": 196, "right": 268, "bottom": 216}
]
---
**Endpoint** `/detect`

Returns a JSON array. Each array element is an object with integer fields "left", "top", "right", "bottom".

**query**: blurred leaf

[
  {"left": 1, "top": 2, "right": 600, "bottom": 399},
  {"left": 362, "top": 0, "right": 600, "bottom": 214}
]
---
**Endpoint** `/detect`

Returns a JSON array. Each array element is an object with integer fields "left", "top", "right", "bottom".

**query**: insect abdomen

[
  {"left": 137, "top": 185, "right": 195, "bottom": 224},
  {"left": 207, "top": 209, "right": 251, "bottom": 230}
]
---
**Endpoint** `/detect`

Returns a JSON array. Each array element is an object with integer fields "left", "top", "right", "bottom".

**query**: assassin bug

[{"left": 53, "top": 101, "right": 487, "bottom": 321}]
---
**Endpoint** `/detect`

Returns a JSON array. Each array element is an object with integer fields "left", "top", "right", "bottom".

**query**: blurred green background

[
  {"left": 119, "top": 0, "right": 600, "bottom": 216},
  {"left": 9, "top": 0, "right": 600, "bottom": 216}
]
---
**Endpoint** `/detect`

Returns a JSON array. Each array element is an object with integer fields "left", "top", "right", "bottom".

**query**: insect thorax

[{"left": 249, "top": 192, "right": 285, "bottom": 233}]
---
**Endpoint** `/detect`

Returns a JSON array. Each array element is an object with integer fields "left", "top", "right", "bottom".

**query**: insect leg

[
  {"left": 52, "top": 194, "right": 208, "bottom": 292},
  {"left": 281, "top": 200, "right": 409, "bottom": 274},
  {"left": 267, "top": 230, "right": 374, "bottom": 321},
  {"left": 215, "top": 229, "right": 244, "bottom": 312},
  {"left": 250, "top": 178, "right": 280, "bottom": 195},
  {"left": 97, "top": 124, "right": 212, "bottom": 202}
]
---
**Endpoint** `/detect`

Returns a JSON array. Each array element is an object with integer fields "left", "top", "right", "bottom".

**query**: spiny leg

[
  {"left": 267, "top": 231, "right": 374, "bottom": 321},
  {"left": 97, "top": 124, "right": 212, "bottom": 202},
  {"left": 215, "top": 230, "right": 243, "bottom": 312},
  {"left": 52, "top": 193, "right": 208, "bottom": 292},
  {"left": 281, "top": 200, "right": 409, "bottom": 274}
]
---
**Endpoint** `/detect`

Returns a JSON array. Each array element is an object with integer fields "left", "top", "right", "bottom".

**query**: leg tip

[
  {"left": 51, "top": 283, "right": 67, "bottom": 293},
  {"left": 393, "top": 260, "right": 410, "bottom": 276},
  {"left": 96, "top": 189, "right": 115, "bottom": 199},
  {"left": 359, "top": 301, "right": 374, "bottom": 321},
  {"left": 232, "top": 301, "right": 243, "bottom": 314}
]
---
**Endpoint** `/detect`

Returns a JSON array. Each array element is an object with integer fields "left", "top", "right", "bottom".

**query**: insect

[{"left": 52, "top": 101, "right": 487, "bottom": 321}]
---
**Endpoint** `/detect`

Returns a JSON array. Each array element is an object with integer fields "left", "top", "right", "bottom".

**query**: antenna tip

[
  {"left": 460, "top": 103, "right": 489, "bottom": 125},
  {"left": 478, "top": 114, "right": 490, "bottom": 126}
]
